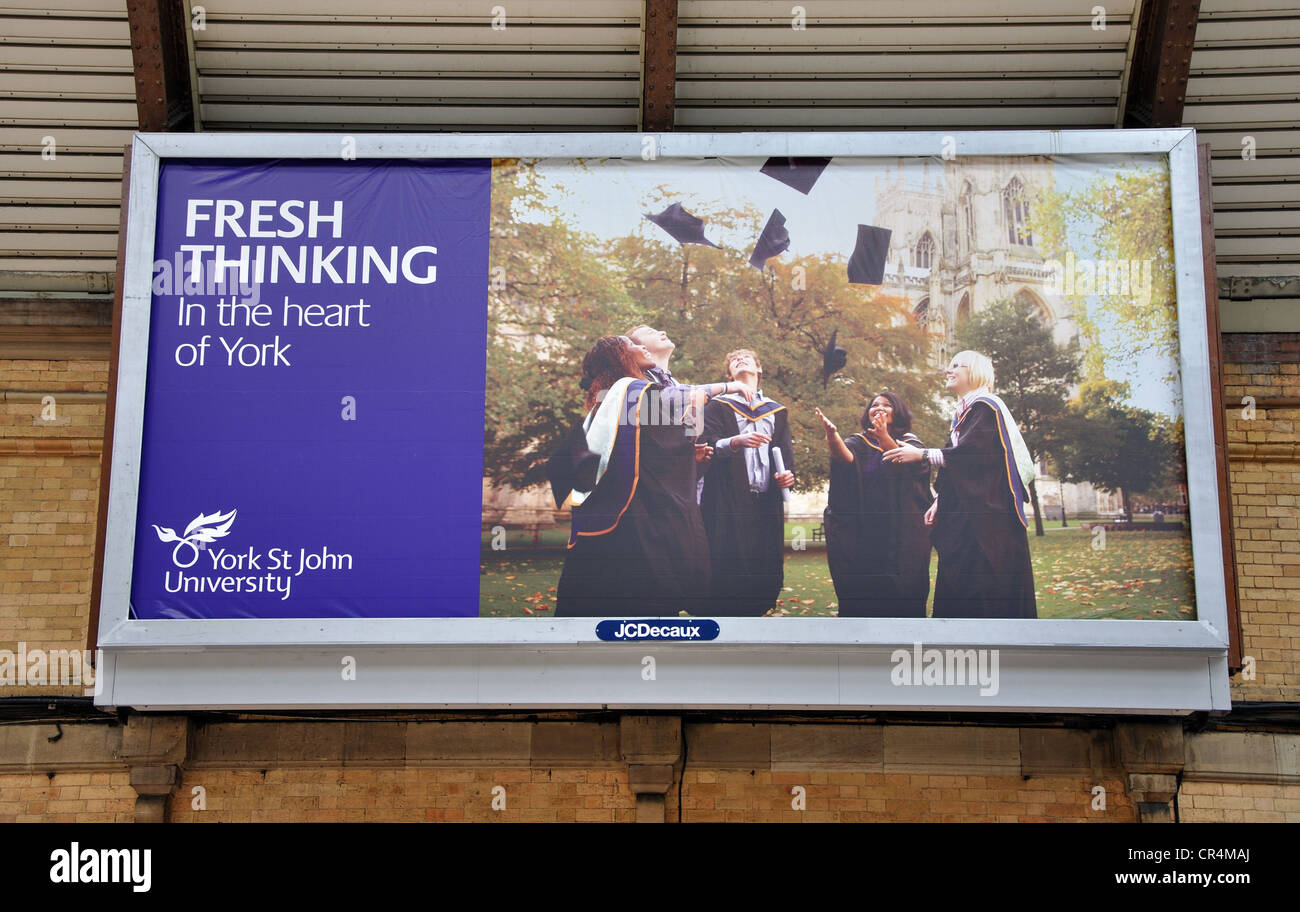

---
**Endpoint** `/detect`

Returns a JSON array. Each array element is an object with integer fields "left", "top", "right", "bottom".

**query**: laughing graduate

[
  {"left": 882, "top": 350, "right": 1038, "bottom": 619},
  {"left": 815, "top": 392, "right": 932, "bottom": 618},
  {"left": 700, "top": 349, "right": 795, "bottom": 616},
  {"left": 546, "top": 335, "right": 710, "bottom": 617}
]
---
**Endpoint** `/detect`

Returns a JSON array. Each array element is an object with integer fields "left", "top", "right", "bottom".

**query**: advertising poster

[{"left": 130, "top": 152, "right": 1195, "bottom": 626}]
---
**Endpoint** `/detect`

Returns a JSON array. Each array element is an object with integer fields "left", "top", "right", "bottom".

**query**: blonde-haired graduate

[{"left": 883, "top": 350, "right": 1038, "bottom": 619}]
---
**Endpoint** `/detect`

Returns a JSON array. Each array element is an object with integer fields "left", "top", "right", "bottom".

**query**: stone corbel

[
  {"left": 620, "top": 715, "right": 682, "bottom": 823},
  {"left": 117, "top": 715, "right": 190, "bottom": 823},
  {"left": 1116, "top": 722, "right": 1185, "bottom": 823}
]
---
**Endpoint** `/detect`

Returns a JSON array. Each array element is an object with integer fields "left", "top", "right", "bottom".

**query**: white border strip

[{"left": 95, "top": 129, "right": 1231, "bottom": 712}]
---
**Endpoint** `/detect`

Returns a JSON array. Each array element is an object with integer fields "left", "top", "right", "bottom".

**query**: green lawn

[{"left": 479, "top": 521, "right": 1196, "bottom": 620}]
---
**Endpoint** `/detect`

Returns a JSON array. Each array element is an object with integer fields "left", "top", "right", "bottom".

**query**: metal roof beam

[
  {"left": 1124, "top": 0, "right": 1201, "bottom": 127},
  {"left": 639, "top": 0, "right": 678, "bottom": 131},
  {"left": 126, "top": 0, "right": 195, "bottom": 131}
]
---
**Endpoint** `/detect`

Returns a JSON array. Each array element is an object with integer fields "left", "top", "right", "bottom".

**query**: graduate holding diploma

[
  {"left": 816, "top": 392, "right": 932, "bottom": 618},
  {"left": 700, "top": 349, "right": 795, "bottom": 617},
  {"left": 545, "top": 336, "right": 710, "bottom": 617},
  {"left": 882, "top": 351, "right": 1038, "bottom": 619}
]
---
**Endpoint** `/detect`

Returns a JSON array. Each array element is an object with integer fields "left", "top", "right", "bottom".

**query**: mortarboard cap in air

[
  {"left": 645, "top": 202, "right": 720, "bottom": 248},
  {"left": 847, "top": 224, "right": 891, "bottom": 285},
  {"left": 748, "top": 209, "right": 790, "bottom": 268},
  {"left": 822, "top": 328, "right": 848, "bottom": 388},
  {"left": 760, "top": 157, "right": 832, "bottom": 195}
]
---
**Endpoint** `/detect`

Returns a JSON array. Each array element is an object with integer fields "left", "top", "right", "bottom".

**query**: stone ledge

[
  {"left": 771, "top": 723, "right": 883, "bottom": 770},
  {"left": 0, "top": 721, "right": 123, "bottom": 772},
  {"left": 0, "top": 438, "right": 102, "bottom": 456},
  {"left": 883, "top": 725, "right": 1020, "bottom": 776},
  {"left": 1184, "top": 731, "right": 1300, "bottom": 784},
  {"left": 1228, "top": 443, "right": 1300, "bottom": 462}
]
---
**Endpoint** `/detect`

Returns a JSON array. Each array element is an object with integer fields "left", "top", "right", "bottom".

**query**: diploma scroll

[{"left": 771, "top": 447, "right": 792, "bottom": 504}]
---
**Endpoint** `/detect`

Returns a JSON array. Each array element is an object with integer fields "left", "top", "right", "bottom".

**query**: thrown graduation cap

[
  {"left": 645, "top": 202, "right": 720, "bottom": 248},
  {"left": 847, "top": 224, "right": 892, "bottom": 285},
  {"left": 748, "top": 209, "right": 790, "bottom": 269},
  {"left": 822, "top": 328, "right": 848, "bottom": 388},
  {"left": 760, "top": 156, "right": 832, "bottom": 195}
]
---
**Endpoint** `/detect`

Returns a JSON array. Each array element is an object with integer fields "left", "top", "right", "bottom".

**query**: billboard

[{"left": 96, "top": 131, "right": 1231, "bottom": 712}]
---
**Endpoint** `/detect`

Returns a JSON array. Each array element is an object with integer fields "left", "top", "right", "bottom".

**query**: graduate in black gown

[
  {"left": 883, "top": 351, "right": 1038, "bottom": 619},
  {"left": 626, "top": 324, "right": 759, "bottom": 501},
  {"left": 815, "top": 392, "right": 931, "bottom": 618},
  {"left": 700, "top": 349, "right": 795, "bottom": 616},
  {"left": 546, "top": 335, "right": 710, "bottom": 617}
]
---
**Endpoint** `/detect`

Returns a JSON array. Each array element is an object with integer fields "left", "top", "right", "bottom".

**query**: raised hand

[{"left": 814, "top": 407, "right": 837, "bottom": 436}]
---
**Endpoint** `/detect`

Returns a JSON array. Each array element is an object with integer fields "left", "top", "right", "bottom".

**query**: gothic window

[
  {"left": 1003, "top": 177, "right": 1032, "bottom": 246},
  {"left": 913, "top": 232, "right": 935, "bottom": 269},
  {"left": 1015, "top": 288, "right": 1050, "bottom": 327},
  {"left": 914, "top": 297, "right": 930, "bottom": 328},
  {"left": 957, "top": 292, "right": 971, "bottom": 324}
]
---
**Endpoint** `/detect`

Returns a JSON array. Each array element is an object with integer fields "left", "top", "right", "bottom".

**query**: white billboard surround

[{"left": 95, "top": 129, "right": 1231, "bottom": 712}]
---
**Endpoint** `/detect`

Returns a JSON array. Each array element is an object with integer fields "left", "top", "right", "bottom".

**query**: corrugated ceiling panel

[
  {"left": 0, "top": 2, "right": 133, "bottom": 273},
  {"left": 192, "top": 0, "right": 643, "bottom": 131},
  {"left": 676, "top": 0, "right": 1136, "bottom": 130},
  {"left": 1189, "top": 0, "right": 1300, "bottom": 276},
  {"left": 0, "top": 0, "right": 1292, "bottom": 284}
]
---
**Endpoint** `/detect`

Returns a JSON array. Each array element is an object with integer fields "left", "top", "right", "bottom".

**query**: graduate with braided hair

[{"left": 545, "top": 335, "right": 710, "bottom": 617}]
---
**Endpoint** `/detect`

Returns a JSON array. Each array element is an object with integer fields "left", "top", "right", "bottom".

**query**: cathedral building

[{"left": 873, "top": 157, "right": 1122, "bottom": 518}]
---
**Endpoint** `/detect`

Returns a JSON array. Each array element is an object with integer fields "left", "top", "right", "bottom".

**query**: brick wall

[
  {"left": 1, "top": 716, "right": 1297, "bottom": 823},
  {"left": 0, "top": 771, "right": 134, "bottom": 823},
  {"left": 1221, "top": 333, "right": 1300, "bottom": 700},
  {"left": 1, "top": 334, "right": 1298, "bottom": 823},
  {"left": 681, "top": 770, "right": 1135, "bottom": 823},
  {"left": 1178, "top": 781, "right": 1300, "bottom": 823},
  {"left": 166, "top": 768, "right": 636, "bottom": 823},
  {"left": 0, "top": 358, "right": 107, "bottom": 696},
  {"left": 157, "top": 768, "right": 1137, "bottom": 823}
]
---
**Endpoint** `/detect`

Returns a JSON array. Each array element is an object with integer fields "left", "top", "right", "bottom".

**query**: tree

[
  {"left": 484, "top": 167, "right": 946, "bottom": 496},
  {"left": 1030, "top": 164, "right": 1178, "bottom": 379},
  {"left": 953, "top": 297, "right": 1081, "bottom": 535},
  {"left": 607, "top": 203, "right": 944, "bottom": 490},
  {"left": 483, "top": 160, "right": 642, "bottom": 488},
  {"left": 1054, "top": 380, "right": 1179, "bottom": 521}
]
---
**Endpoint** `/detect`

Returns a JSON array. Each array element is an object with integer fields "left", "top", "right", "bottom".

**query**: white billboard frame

[{"left": 94, "top": 129, "right": 1232, "bottom": 713}]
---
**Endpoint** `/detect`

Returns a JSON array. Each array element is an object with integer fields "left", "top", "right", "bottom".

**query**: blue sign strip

[{"left": 595, "top": 619, "right": 720, "bottom": 642}]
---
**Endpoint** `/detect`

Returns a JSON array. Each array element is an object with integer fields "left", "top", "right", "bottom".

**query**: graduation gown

[
  {"left": 546, "top": 380, "right": 710, "bottom": 617},
  {"left": 931, "top": 400, "right": 1037, "bottom": 619},
  {"left": 700, "top": 395, "right": 793, "bottom": 617},
  {"left": 824, "top": 432, "right": 932, "bottom": 618}
]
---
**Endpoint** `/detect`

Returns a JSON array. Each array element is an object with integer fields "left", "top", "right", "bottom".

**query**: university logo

[{"left": 152, "top": 509, "right": 237, "bottom": 568}]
